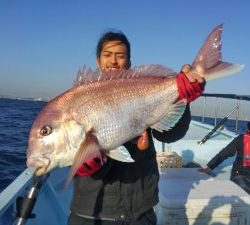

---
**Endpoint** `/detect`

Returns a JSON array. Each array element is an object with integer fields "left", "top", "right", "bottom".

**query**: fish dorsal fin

[
  {"left": 73, "top": 64, "right": 177, "bottom": 87},
  {"left": 150, "top": 100, "right": 187, "bottom": 132},
  {"left": 131, "top": 64, "right": 177, "bottom": 77}
]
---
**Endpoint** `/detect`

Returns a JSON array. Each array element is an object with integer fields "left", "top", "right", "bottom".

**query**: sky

[{"left": 0, "top": 0, "right": 250, "bottom": 100}]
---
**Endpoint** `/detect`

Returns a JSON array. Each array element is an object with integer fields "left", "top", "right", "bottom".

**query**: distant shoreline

[{"left": 0, "top": 96, "right": 48, "bottom": 102}]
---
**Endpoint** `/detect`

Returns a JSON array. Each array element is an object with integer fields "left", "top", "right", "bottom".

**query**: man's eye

[
  {"left": 40, "top": 125, "right": 53, "bottom": 136},
  {"left": 117, "top": 55, "right": 125, "bottom": 59}
]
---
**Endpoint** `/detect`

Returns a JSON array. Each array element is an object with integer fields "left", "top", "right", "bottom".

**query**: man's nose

[{"left": 110, "top": 55, "right": 118, "bottom": 64}]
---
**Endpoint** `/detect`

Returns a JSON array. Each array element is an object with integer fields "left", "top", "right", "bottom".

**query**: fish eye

[{"left": 40, "top": 125, "right": 53, "bottom": 136}]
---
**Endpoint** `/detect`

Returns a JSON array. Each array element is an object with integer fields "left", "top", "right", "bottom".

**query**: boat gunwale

[{"left": 0, "top": 168, "right": 35, "bottom": 216}]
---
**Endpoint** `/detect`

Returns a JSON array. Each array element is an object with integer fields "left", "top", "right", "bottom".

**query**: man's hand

[
  {"left": 76, "top": 152, "right": 107, "bottom": 176},
  {"left": 181, "top": 64, "right": 204, "bottom": 83},
  {"left": 177, "top": 64, "right": 206, "bottom": 103},
  {"left": 199, "top": 167, "right": 211, "bottom": 173}
]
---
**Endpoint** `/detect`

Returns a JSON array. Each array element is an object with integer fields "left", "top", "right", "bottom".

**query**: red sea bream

[{"left": 26, "top": 24, "right": 244, "bottom": 179}]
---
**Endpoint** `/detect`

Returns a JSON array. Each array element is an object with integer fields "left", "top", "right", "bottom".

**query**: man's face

[{"left": 97, "top": 40, "right": 130, "bottom": 72}]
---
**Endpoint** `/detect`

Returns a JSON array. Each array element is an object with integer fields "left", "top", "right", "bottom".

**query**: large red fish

[{"left": 26, "top": 24, "right": 244, "bottom": 179}]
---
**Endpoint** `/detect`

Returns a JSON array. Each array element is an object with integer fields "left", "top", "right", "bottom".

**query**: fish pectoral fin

[
  {"left": 66, "top": 131, "right": 100, "bottom": 185},
  {"left": 150, "top": 100, "right": 186, "bottom": 132},
  {"left": 105, "top": 146, "right": 134, "bottom": 162}
]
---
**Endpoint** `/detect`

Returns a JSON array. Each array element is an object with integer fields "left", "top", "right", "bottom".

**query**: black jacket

[
  {"left": 207, "top": 134, "right": 250, "bottom": 195},
  {"left": 207, "top": 134, "right": 250, "bottom": 178},
  {"left": 70, "top": 106, "right": 191, "bottom": 221}
]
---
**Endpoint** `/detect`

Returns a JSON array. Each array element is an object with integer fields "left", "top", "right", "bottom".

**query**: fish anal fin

[{"left": 150, "top": 100, "right": 186, "bottom": 132}]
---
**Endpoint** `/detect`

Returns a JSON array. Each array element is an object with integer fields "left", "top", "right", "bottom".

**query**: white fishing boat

[{"left": 0, "top": 94, "right": 250, "bottom": 225}]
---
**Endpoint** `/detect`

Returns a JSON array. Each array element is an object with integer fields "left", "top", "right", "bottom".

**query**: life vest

[{"left": 243, "top": 132, "right": 250, "bottom": 167}]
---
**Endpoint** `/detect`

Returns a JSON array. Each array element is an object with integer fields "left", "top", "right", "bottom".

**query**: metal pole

[
  {"left": 215, "top": 97, "right": 218, "bottom": 126},
  {"left": 162, "top": 142, "right": 165, "bottom": 152},
  {"left": 202, "top": 97, "right": 206, "bottom": 123},
  {"left": 198, "top": 105, "right": 239, "bottom": 145},
  {"left": 235, "top": 99, "right": 240, "bottom": 133},
  {"left": 15, "top": 174, "right": 49, "bottom": 225}
]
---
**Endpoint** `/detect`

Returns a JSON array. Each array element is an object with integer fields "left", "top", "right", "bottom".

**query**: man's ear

[{"left": 126, "top": 60, "right": 131, "bottom": 69}]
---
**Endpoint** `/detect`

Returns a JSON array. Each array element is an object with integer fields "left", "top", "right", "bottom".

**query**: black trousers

[{"left": 68, "top": 209, "right": 157, "bottom": 225}]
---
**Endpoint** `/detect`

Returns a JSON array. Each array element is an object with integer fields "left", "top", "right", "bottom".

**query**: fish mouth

[
  {"left": 35, "top": 166, "right": 49, "bottom": 176},
  {"left": 26, "top": 156, "right": 51, "bottom": 176}
]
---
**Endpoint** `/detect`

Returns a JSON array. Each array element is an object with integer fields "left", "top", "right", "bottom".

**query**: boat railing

[{"left": 191, "top": 93, "right": 250, "bottom": 134}]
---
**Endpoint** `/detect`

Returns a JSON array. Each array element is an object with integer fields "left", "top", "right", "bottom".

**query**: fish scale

[{"left": 73, "top": 77, "right": 178, "bottom": 149}]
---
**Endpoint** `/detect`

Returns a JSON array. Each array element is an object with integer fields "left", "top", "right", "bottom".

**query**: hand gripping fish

[{"left": 26, "top": 24, "right": 244, "bottom": 179}]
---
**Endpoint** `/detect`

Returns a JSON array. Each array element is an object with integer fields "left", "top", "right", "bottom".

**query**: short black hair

[{"left": 96, "top": 30, "right": 131, "bottom": 63}]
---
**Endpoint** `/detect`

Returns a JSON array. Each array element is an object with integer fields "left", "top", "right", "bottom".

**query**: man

[
  {"left": 68, "top": 30, "right": 205, "bottom": 225},
  {"left": 200, "top": 122, "right": 250, "bottom": 195}
]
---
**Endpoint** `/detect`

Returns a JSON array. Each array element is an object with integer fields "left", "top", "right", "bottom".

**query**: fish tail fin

[{"left": 191, "top": 24, "right": 244, "bottom": 81}]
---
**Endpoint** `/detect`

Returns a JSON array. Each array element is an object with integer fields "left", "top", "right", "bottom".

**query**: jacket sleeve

[
  {"left": 207, "top": 135, "right": 241, "bottom": 170},
  {"left": 152, "top": 104, "right": 191, "bottom": 143}
]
